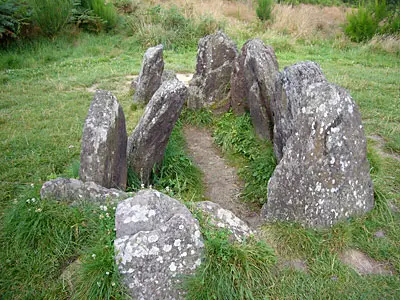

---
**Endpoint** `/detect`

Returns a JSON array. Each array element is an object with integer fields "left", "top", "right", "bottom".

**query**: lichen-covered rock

[
  {"left": 79, "top": 90, "right": 127, "bottom": 190},
  {"left": 133, "top": 44, "right": 164, "bottom": 104},
  {"left": 262, "top": 80, "right": 374, "bottom": 227},
  {"left": 187, "top": 31, "right": 238, "bottom": 110},
  {"left": 40, "top": 178, "right": 128, "bottom": 205},
  {"left": 115, "top": 190, "right": 204, "bottom": 300},
  {"left": 230, "top": 45, "right": 248, "bottom": 115},
  {"left": 127, "top": 79, "right": 187, "bottom": 185},
  {"left": 272, "top": 61, "right": 327, "bottom": 161},
  {"left": 230, "top": 39, "right": 279, "bottom": 140},
  {"left": 195, "top": 201, "right": 253, "bottom": 242}
]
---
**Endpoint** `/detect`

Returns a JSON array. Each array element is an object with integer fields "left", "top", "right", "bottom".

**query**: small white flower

[
  {"left": 35, "top": 208, "right": 42, "bottom": 213},
  {"left": 26, "top": 199, "right": 31, "bottom": 203},
  {"left": 106, "top": 213, "right": 110, "bottom": 218},
  {"left": 99, "top": 205, "right": 107, "bottom": 212},
  {"left": 140, "top": 183, "right": 145, "bottom": 189},
  {"left": 111, "top": 282, "right": 116, "bottom": 287},
  {"left": 68, "top": 145, "right": 74, "bottom": 149},
  {"left": 97, "top": 281, "right": 101, "bottom": 287},
  {"left": 105, "top": 271, "right": 110, "bottom": 275},
  {"left": 31, "top": 198, "right": 36, "bottom": 203},
  {"left": 166, "top": 186, "right": 170, "bottom": 192},
  {"left": 92, "top": 254, "right": 96, "bottom": 259},
  {"left": 149, "top": 185, "right": 152, "bottom": 189},
  {"left": 99, "top": 214, "right": 104, "bottom": 219},
  {"left": 112, "top": 206, "right": 116, "bottom": 210},
  {"left": 30, "top": 183, "right": 34, "bottom": 188}
]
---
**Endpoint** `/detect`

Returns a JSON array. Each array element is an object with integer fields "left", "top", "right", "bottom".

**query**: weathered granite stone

[
  {"left": 133, "top": 44, "right": 164, "bottom": 104},
  {"left": 272, "top": 61, "right": 327, "bottom": 161},
  {"left": 230, "top": 39, "right": 279, "bottom": 140},
  {"left": 79, "top": 90, "right": 127, "bottom": 190},
  {"left": 115, "top": 190, "right": 204, "bottom": 300},
  {"left": 40, "top": 178, "right": 128, "bottom": 205},
  {"left": 187, "top": 31, "right": 238, "bottom": 110},
  {"left": 127, "top": 79, "right": 188, "bottom": 185},
  {"left": 230, "top": 44, "right": 248, "bottom": 115},
  {"left": 162, "top": 69, "right": 178, "bottom": 82},
  {"left": 262, "top": 80, "right": 374, "bottom": 227},
  {"left": 195, "top": 201, "right": 253, "bottom": 242}
]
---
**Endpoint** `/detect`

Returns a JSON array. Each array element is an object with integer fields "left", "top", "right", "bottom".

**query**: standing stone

[
  {"left": 187, "top": 31, "right": 238, "bottom": 110},
  {"left": 262, "top": 80, "right": 374, "bottom": 228},
  {"left": 79, "top": 90, "right": 127, "bottom": 190},
  {"left": 133, "top": 44, "right": 164, "bottom": 104},
  {"left": 127, "top": 79, "right": 187, "bottom": 185},
  {"left": 272, "top": 61, "right": 327, "bottom": 161},
  {"left": 115, "top": 190, "right": 204, "bottom": 300},
  {"left": 230, "top": 39, "right": 279, "bottom": 140}
]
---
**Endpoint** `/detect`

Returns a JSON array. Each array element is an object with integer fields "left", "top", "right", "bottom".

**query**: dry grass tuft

[
  {"left": 271, "top": 4, "right": 352, "bottom": 39},
  {"left": 147, "top": 0, "right": 255, "bottom": 23},
  {"left": 368, "top": 34, "right": 400, "bottom": 54}
]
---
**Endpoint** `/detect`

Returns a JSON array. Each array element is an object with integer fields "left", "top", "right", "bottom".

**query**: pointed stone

[
  {"left": 188, "top": 31, "right": 238, "bottom": 111},
  {"left": 79, "top": 90, "right": 127, "bottom": 190},
  {"left": 133, "top": 44, "right": 164, "bottom": 104},
  {"left": 128, "top": 79, "right": 187, "bottom": 184}
]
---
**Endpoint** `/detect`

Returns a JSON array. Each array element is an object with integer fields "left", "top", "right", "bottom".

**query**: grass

[{"left": 0, "top": 1, "right": 399, "bottom": 297}]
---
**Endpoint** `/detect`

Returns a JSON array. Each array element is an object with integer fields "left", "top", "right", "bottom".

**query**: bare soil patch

[
  {"left": 183, "top": 126, "right": 262, "bottom": 229},
  {"left": 339, "top": 249, "right": 394, "bottom": 275}
]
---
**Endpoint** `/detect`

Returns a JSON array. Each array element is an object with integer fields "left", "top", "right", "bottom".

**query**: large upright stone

[
  {"left": 128, "top": 79, "right": 187, "bottom": 184},
  {"left": 230, "top": 39, "right": 279, "bottom": 140},
  {"left": 133, "top": 44, "right": 164, "bottom": 104},
  {"left": 272, "top": 61, "right": 327, "bottom": 161},
  {"left": 187, "top": 31, "right": 238, "bottom": 110},
  {"left": 262, "top": 77, "right": 374, "bottom": 227},
  {"left": 79, "top": 90, "right": 127, "bottom": 190},
  {"left": 115, "top": 190, "right": 204, "bottom": 299}
]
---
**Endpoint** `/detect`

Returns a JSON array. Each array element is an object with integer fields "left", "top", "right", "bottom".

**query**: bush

[
  {"left": 345, "top": 0, "right": 399, "bottom": 42},
  {"left": 345, "top": 4, "right": 378, "bottom": 42},
  {"left": 29, "top": 0, "right": 73, "bottom": 37},
  {"left": 256, "top": 0, "right": 274, "bottom": 21},
  {"left": 80, "top": 0, "right": 118, "bottom": 29},
  {"left": 0, "top": 0, "right": 31, "bottom": 42}
]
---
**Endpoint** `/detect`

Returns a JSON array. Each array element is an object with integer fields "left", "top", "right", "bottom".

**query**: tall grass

[
  {"left": 214, "top": 112, "right": 276, "bottom": 205},
  {"left": 184, "top": 217, "right": 276, "bottom": 299},
  {"left": 29, "top": 0, "right": 73, "bottom": 36}
]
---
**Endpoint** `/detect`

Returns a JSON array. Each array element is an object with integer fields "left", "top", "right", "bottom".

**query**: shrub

[
  {"left": 256, "top": 0, "right": 274, "bottom": 21},
  {"left": 0, "top": 0, "right": 31, "bottom": 42},
  {"left": 28, "top": 0, "right": 73, "bottom": 37},
  {"left": 345, "top": 4, "right": 378, "bottom": 42},
  {"left": 79, "top": 0, "right": 118, "bottom": 29}
]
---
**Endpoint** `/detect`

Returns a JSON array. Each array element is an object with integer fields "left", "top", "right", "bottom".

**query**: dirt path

[{"left": 183, "top": 126, "right": 262, "bottom": 229}]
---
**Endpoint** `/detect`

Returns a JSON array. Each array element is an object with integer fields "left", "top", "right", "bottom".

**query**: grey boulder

[
  {"left": 40, "top": 178, "right": 128, "bottom": 205},
  {"left": 115, "top": 190, "right": 204, "bottom": 300},
  {"left": 195, "top": 201, "right": 253, "bottom": 242},
  {"left": 187, "top": 31, "right": 238, "bottom": 110},
  {"left": 79, "top": 90, "right": 127, "bottom": 190},
  {"left": 263, "top": 78, "right": 374, "bottom": 227},
  {"left": 127, "top": 79, "right": 188, "bottom": 185},
  {"left": 133, "top": 44, "right": 164, "bottom": 104}
]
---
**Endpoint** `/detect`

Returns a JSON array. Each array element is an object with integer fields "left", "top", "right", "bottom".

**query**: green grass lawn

[{"left": 0, "top": 28, "right": 399, "bottom": 298}]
